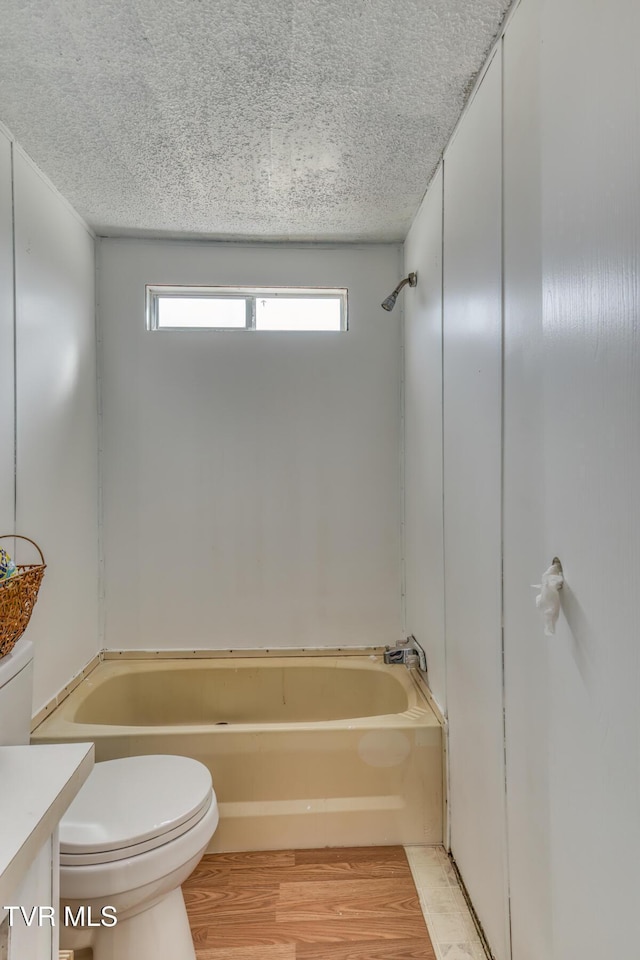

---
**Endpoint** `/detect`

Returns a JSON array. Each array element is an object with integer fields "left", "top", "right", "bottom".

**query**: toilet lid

[{"left": 60, "top": 755, "right": 214, "bottom": 862}]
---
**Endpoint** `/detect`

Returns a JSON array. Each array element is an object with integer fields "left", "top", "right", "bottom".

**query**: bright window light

[
  {"left": 256, "top": 297, "right": 342, "bottom": 331},
  {"left": 146, "top": 286, "right": 348, "bottom": 332},
  {"left": 158, "top": 297, "right": 247, "bottom": 329}
]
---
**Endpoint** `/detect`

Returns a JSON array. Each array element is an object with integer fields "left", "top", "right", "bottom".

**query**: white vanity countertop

[{"left": 0, "top": 742, "right": 94, "bottom": 906}]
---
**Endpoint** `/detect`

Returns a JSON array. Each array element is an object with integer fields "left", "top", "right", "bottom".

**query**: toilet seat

[{"left": 60, "top": 755, "right": 215, "bottom": 866}]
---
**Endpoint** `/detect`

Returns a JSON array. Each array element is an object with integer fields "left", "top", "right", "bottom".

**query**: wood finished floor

[{"left": 183, "top": 846, "right": 437, "bottom": 960}]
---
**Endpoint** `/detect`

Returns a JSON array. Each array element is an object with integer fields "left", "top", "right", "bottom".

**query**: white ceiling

[{"left": 0, "top": 0, "right": 511, "bottom": 242}]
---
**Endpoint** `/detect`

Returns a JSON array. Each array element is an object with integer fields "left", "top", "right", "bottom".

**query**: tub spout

[{"left": 383, "top": 636, "right": 427, "bottom": 672}]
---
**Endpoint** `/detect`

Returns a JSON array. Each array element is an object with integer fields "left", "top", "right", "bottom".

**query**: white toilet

[
  {"left": 0, "top": 638, "right": 219, "bottom": 960},
  {"left": 59, "top": 753, "right": 219, "bottom": 960}
]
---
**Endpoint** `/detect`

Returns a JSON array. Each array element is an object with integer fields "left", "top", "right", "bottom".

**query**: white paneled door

[{"left": 442, "top": 51, "right": 510, "bottom": 960}]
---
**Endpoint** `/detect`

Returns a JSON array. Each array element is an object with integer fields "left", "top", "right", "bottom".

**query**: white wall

[
  {"left": 404, "top": 0, "right": 640, "bottom": 956},
  {"left": 442, "top": 51, "right": 509, "bottom": 960},
  {"left": 502, "top": 2, "right": 550, "bottom": 955},
  {"left": 99, "top": 240, "right": 402, "bottom": 651},
  {"left": 0, "top": 130, "right": 13, "bottom": 532},
  {"left": 403, "top": 167, "right": 446, "bottom": 711},
  {"left": 503, "top": 0, "right": 640, "bottom": 957},
  {"left": 0, "top": 130, "right": 99, "bottom": 714}
]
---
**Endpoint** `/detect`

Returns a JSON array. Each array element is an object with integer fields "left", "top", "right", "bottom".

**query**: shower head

[
  {"left": 381, "top": 292, "right": 398, "bottom": 312},
  {"left": 381, "top": 272, "right": 417, "bottom": 312}
]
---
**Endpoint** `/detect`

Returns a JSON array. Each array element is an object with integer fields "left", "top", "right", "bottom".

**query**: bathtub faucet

[{"left": 384, "top": 636, "right": 427, "bottom": 672}]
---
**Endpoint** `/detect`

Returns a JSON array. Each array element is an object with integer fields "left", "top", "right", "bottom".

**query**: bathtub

[{"left": 32, "top": 654, "right": 443, "bottom": 852}]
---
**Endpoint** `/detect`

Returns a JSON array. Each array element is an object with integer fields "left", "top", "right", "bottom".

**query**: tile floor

[{"left": 405, "top": 846, "right": 489, "bottom": 960}]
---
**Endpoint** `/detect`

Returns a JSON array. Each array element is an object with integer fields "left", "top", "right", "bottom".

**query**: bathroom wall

[
  {"left": 98, "top": 240, "right": 402, "bottom": 651},
  {"left": 502, "top": 2, "right": 550, "bottom": 954},
  {"left": 403, "top": 167, "right": 445, "bottom": 712},
  {"left": 0, "top": 130, "right": 13, "bottom": 532},
  {"left": 404, "top": 0, "right": 640, "bottom": 956},
  {"left": 503, "top": 0, "right": 640, "bottom": 956},
  {"left": 442, "top": 50, "right": 509, "bottom": 960},
  {"left": 0, "top": 125, "right": 99, "bottom": 714}
]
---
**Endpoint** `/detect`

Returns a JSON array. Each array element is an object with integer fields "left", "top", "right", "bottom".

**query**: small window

[{"left": 146, "top": 286, "right": 348, "bottom": 332}]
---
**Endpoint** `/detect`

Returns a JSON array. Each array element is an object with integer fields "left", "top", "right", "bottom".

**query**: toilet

[
  {"left": 59, "top": 753, "right": 219, "bottom": 960},
  {"left": 0, "top": 638, "right": 219, "bottom": 960}
]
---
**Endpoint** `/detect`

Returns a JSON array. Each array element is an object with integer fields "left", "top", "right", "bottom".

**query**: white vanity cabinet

[
  {"left": 1, "top": 835, "right": 57, "bottom": 960},
  {"left": 0, "top": 743, "right": 94, "bottom": 960}
]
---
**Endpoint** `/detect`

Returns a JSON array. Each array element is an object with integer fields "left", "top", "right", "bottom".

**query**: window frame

[{"left": 145, "top": 285, "right": 349, "bottom": 332}]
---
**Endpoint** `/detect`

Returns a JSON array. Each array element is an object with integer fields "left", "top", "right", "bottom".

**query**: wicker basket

[{"left": 0, "top": 535, "right": 46, "bottom": 659}]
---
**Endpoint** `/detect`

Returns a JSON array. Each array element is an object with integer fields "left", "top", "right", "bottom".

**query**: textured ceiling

[{"left": 0, "top": 0, "right": 511, "bottom": 241}]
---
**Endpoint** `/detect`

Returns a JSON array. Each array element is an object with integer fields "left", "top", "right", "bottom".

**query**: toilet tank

[{"left": 0, "top": 637, "right": 34, "bottom": 745}]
